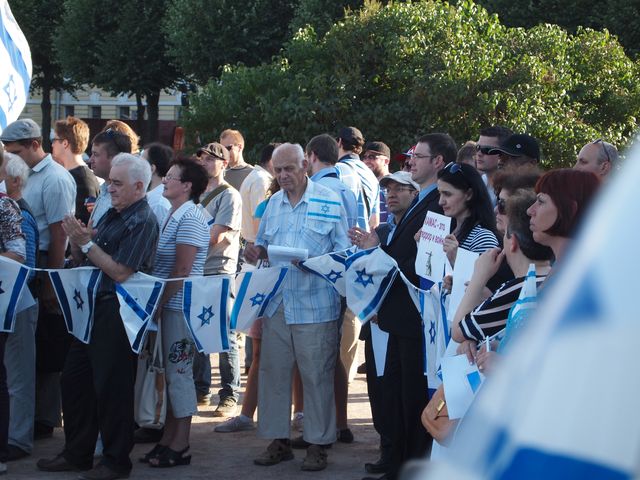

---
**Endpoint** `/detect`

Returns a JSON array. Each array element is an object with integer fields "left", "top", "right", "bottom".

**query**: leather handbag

[
  {"left": 134, "top": 320, "right": 167, "bottom": 429},
  {"left": 421, "top": 385, "right": 458, "bottom": 445}
]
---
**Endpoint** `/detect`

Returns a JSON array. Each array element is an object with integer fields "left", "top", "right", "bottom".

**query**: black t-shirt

[{"left": 69, "top": 165, "right": 100, "bottom": 225}]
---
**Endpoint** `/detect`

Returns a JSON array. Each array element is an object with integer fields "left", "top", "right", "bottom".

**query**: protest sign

[{"left": 415, "top": 211, "right": 451, "bottom": 282}]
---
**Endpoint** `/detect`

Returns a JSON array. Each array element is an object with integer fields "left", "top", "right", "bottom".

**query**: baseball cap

[
  {"left": 197, "top": 142, "right": 229, "bottom": 161},
  {"left": 0, "top": 118, "right": 41, "bottom": 142},
  {"left": 337, "top": 126, "right": 364, "bottom": 145},
  {"left": 488, "top": 134, "right": 540, "bottom": 161},
  {"left": 363, "top": 141, "right": 391, "bottom": 159},
  {"left": 393, "top": 145, "right": 416, "bottom": 164},
  {"left": 380, "top": 171, "right": 419, "bottom": 191}
]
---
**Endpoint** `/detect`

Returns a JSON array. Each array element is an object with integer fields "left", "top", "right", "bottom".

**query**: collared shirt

[
  {"left": 153, "top": 201, "right": 210, "bottom": 310},
  {"left": 146, "top": 184, "right": 171, "bottom": 227},
  {"left": 89, "top": 198, "right": 159, "bottom": 294},
  {"left": 256, "top": 179, "right": 350, "bottom": 324},
  {"left": 23, "top": 154, "right": 76, "bottom": 250},
  {"left": 335, "top": 153, "right": 380, "bottom": 231},
  {"left": 310, "top": 166, "right": 358, "bottom": 228},
  {"left": 90, "top": 182, "right": 111, "bottom": 226},
  {"left": 239, "top": 165, "right": 272, "bottom": 242}
]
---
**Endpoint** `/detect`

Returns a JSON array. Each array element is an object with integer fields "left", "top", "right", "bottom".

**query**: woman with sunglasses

[{"left": 437, "top": 162, "right": 499, "bottom": 266}]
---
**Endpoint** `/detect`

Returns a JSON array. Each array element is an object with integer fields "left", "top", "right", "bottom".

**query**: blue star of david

[
  {"left": 3, "top": 75, "right": 17, "bottom": 111},
  {"left": 197, "top": 305, "right": 214, "bottom": 326},
  {"left": 429, "top": 321, "right": 436, "bottom": 344},
  {"left": 0, "top": 281, "right": 4, "bottom": 295},
  {"left": 250, "top": 293, "right": 266, "bottom": 307},
  {"left": 326, "top": 270, "right": 343, "bottom": 283},
  {"left": 320, "top": 204, "right": 330, "bottom": 214},
  {"left": 354, "top": 268, "right": 374, "bottom": 288},
  {"left": 73, "top": 289, "right": 84, "bottom": 311}
]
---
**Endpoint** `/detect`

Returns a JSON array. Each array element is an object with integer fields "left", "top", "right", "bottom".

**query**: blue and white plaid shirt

[
  {"left": 256, "top": 179, "right": 350, "bottom": 324},
  {"left": 336, "top": 153, "right": 380, "bottom": 231}
]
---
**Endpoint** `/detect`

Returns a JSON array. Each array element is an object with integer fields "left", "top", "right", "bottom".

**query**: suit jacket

[{"left": 377, "top": 188, "right": 442, "bottom": 338}]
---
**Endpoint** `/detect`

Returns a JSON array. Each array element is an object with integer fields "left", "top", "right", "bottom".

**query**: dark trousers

[
  {"left": 0, "top": 333, "right": 8, "bottom": 462},
  {"left": 363, "top": 325, "right": 392, "bottom": 459},
  {"left": 383, "top": 333, "right": 432, "bottom": 479},
  {"left": 60, "top": 297, "right": 137, "bottom": 473}
]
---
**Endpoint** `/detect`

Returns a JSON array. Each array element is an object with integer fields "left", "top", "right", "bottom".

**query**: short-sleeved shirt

[
  {"left": 89, "top": 198, "right": 159, "bottom": 294},
  {"left": 146, "top": 184, "right": 171, "bottom": 227},
  {"left": 310, "top": 166, "right": 358, "bottom": 229},
  {"left": 153, "top": 201, "right": 210, "bottom": 310},
  {"left": 68, "top": 165, "right": 100, "bottom": 225},
  {"left": 255, "top": 179, "right": 350, "bottom": 325},
  {"left": 0, "top": 195, "right": 26, "bottom": 259},
  {"left": 335, "top": 153, "right": 380, "bottom": 231},
  {"left": 200, "top": 183, "right": 242, "bottom": 275},
  {"left": 23, "top": 154, "right": 76, "bottom": 250},
  {"left": 224, "top": 164, "right": 254, "bottom": 191},
  {"left": 239, "top": 165, "right": 272, "bottom": 242},
  {"left": 459, "top": 224, "right": 499, "bottom": 254}
]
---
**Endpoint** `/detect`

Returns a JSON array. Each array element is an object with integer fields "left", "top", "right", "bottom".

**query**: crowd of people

[{"left": 0, "top": 116, "right": 616, "bottom": 479}]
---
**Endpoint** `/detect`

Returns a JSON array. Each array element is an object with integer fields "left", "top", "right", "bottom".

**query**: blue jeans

[{"left": 192, "top": 331, "right": 240, "bottom": 402}]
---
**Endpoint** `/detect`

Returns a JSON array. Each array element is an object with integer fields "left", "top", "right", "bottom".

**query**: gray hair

[
  {"left": 593, "top": 140, "right": 619, "bottom": 167},
  {"left": 273, "top": 143, "right": 305, "bottom": 168},
  {"left": 111, "top": 152, "right": 152, "bottom": 188},
  {"left": 4, "top": 152, "right": 30, "bottom": 188}
]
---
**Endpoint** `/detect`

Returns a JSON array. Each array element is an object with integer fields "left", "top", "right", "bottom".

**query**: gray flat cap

[{"left": 0, "top": 118, "right": 42, "bottom": 142}]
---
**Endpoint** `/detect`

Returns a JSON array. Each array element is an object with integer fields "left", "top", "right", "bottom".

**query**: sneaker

[
  {"left": 254, "top": 439, "right": 294, "bottom": 466},
  {"left": 214, "top": 415, "right": 255, "bottom": 433},
  {"left": 197, "top": 392, "right": 211, "bottom": 406},
  {"left": 290, "top": 435, "right": 332, "bottom": 450},
  {"left": 291, "top": 412, "right": 304, "bottom": 432},
  {"left": 301, "top": 444, "right": 328, "bottom": 471},
  {"left": 213, "top": 397, "right": 237, "bottom": 418}
]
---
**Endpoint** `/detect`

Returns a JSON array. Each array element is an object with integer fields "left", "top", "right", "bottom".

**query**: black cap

[
  {"left": 337, "top": 126, "right": 364, "bottom": 146},
  {"left": 363, "top": 141, "right": 391, "bottom": 158},
  {"left": 488, "top": 134, "right": 540, "bottom": 161}
]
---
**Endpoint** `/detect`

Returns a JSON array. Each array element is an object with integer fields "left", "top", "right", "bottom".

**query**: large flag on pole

[
  {"left": 115, "top": 273, "right": 165, "bottom": 354},
  {"left": 183, "top": 275, "right": 231, "bottom": 353},
  {"left": 0, "top": 1, "right": 32, "bottom": 130},
  {"left": 425, "top": 142, "right": 640, "bottom": 479},
  {"left": 344, "top": 247, "right": 398, "bottom": 323},
  {"left": 298, "top": 247, "right": 355, "bottom": 296},
  {"left": 0, "top": 256, "right": 29, "bottom": 332},
  {"left": 230, "top": 266, "right": 288, "bottom": 332},
  {"left": 49, "top": 267, "right": 102, "bottom": 343}
]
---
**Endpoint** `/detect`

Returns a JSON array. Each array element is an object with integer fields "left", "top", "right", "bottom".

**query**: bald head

[{"left": 575, "top": 140, "right": 618, "bottom": 178}]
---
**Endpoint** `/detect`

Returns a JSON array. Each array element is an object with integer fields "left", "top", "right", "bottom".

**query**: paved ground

[{"left": 10, "top": 349, "right": 381, "bottom": 479}]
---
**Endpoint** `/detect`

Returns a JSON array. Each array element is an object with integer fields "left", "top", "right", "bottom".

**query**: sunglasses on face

[{"left": 475, "top": 145, "right": 496, "bottom": 155}]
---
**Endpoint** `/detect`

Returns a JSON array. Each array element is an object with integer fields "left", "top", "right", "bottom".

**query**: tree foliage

[{"left": 181, "top": 0, "right": 640, "bottom": 167}]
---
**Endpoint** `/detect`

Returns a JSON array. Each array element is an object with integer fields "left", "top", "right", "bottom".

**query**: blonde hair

[{"left": 220, "top": 129, "right": 244, "bottom": 147}]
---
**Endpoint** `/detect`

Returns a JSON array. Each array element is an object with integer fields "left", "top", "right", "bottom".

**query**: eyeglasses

[
  {"left": 385, "top": 185, "right": 415, "bottom": 195},
  {"left": 592, "top": 139, "right": 611, "bottom": 163},
  {"left": 497, "top": 198, "right": 506, "bottom": 215},
  {"left": 52, "top": 137, "right": 63, "bottom": 143},
  {"left": 475, "top": 144, "right": 496, "bottom": 155},
  {"left": 411, "top": 153, "right": 438, "bottom": 161},
  {"left": 362, "top": 153, "right": 383, "bottom": 160},
  {"left": 164, "top": 174, "right": 183, "bottom": 182}
]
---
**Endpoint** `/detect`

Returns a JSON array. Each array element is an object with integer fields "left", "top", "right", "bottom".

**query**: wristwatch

[{"left": 80, "top": 240, "right": 95, "bottom": 254}]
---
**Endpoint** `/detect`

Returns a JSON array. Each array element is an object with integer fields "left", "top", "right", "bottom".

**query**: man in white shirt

[{"left": 141, "top": 143, "right": 172, "bottom": 225}]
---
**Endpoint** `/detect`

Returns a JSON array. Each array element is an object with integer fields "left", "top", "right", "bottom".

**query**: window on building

[
  {"left": 118, "top": 106, "right": 130, "bottom": 120},
  {"left": 64, "top": 105, "right": 75, "bottom": 117},
  {"left": 91, "top": 106, "right": 102, "bottom": 118}
]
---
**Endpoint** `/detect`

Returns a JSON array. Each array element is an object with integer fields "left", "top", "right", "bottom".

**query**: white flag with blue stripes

[
  {"left": 425, "top": 144, "right": 640, "bottom": 480},
  {"left": 345, "top": 247, "right": 398, "bottom": 323},
  {"left": 183, "top": 275, "right": 231, "bottom": 353},
  {"left": 0, "top": 1, "right": 32, "bottom": 130},
  {"left": 0, "top": 256, "right": 29, "bottom": 332},
  {"left": 298, "top": 247, "right": 355, "bottom": 296},
  {"left": 115, "top": 273, "right": 165, "bottom": 354},
  {"left": 49, "top": 267, "right": 102, "bottom": 344},
  {"left": 307, "top": 196, "right": 342, "bottom": 222},
  {"left": 230, "top": 266, "right": 288, "bottom": 333},
  {"left": 499, "top": 264, "right": 537, "bottom": 352}
]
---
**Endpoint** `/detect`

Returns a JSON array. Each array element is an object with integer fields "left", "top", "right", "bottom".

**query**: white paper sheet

[
  {"left": 440, "top": 354, "right": 484, "bottom": 419},
  {"left": 267, "top": 245, "right": 308, "bottom": 266},
  {"left": 370, "top": 321, "right": 389, "bottom": 377},
  {"left": 415, "top": 212, "right": 451, "bottom": 282},
  {"left": 447, "top": 248, "right": 479, "bottom": 322}
]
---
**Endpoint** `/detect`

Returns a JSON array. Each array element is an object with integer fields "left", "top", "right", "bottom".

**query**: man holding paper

[{"left": 245, "top": 143, "right": 349, "bottom": 472}]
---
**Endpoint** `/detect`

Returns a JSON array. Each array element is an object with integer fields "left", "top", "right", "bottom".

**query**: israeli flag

[
  {"left": 49, "top": 267, "right": 102, "bottom": 344},
  {"left": 230, "top": 266, "right": 288, "bottom": 332},
  {"left": 499, "top": 264, "right": 537, "bottom": 352},
  {"left": 183, "top": 275, "right": 231, "bottom": 353},
  {"left": 0, "top": 1, "right": 32, "bottom": 130},
  {"left": 115, "top": 273, "right": 165, "bottom": 354},
  {"left": 0, "top": 256, "right": 29, "bottom": 332},
  {"left": 307, "top": 196, "right": 342, "bottom": 222},
  {"left": 344, "top": 247, "right": 398, "bottom": 323},
  {"left": 298, "top": 247, "right": 355, "bottom": 296},
  {"left": 425, "top": 143, "right": 640, "bottom": 479}
]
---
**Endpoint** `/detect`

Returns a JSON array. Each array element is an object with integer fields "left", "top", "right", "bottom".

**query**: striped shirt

[
  {"left": 256, "top": 179, "right": 350, "bottom": 324},
  {"left": 89, "top": 198, "right": 159, "bottom": 294},
  {"left": 459, "top": 224, "right": 499, "bottom": 254},
  {"left": 153, "top": 201, "right": 210, "bottom": 310},
  {"left": 336, "top": 153, "right": 380, "bottom": 231},
  {"left": 459, "top": 274, "right": 548, "bottom": 342}
]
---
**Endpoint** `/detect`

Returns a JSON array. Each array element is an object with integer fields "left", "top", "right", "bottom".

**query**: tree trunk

[
  {"left": 146, "top": 90, "right": 160, "bottom": 143},
  {"left": 135, "top": 92, "right": 146, "bottom": 144},
  {"left": 41, "top": 83, "right": 52, "bottom": 152}
]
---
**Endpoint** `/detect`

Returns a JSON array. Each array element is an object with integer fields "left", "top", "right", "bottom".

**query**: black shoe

[
  {"left": 364, "top": 457, "right": 390, "bottom": 474},
  {"left": 133, "top": 427, "right": 164, "bottom": 444},
  {"left": 337, "top": 428, "right": 354, "bottom": 443},
  {"left": 36, "top": 454, "right": 87, "bottom": 472},
  {"left": 34, "top": 422, "right": 53, "bottom": 440},
  {"left": 78, "top": 463, "right": 129, "bottom": 479},
  {"left": 290, "top": 435, "right": 332, "bottom": 450},
  {"left": 6, "top": 444, "right": 29, "bottom": 461}
]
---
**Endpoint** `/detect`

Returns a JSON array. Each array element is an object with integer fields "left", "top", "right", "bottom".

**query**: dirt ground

[{"left": 10, "top": 348, "right": 380, "bottom": 480}]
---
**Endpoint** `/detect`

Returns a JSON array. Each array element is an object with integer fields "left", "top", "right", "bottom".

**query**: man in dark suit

[{"left": 363, "top": 133, "right": 457, "bottom": 480}]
